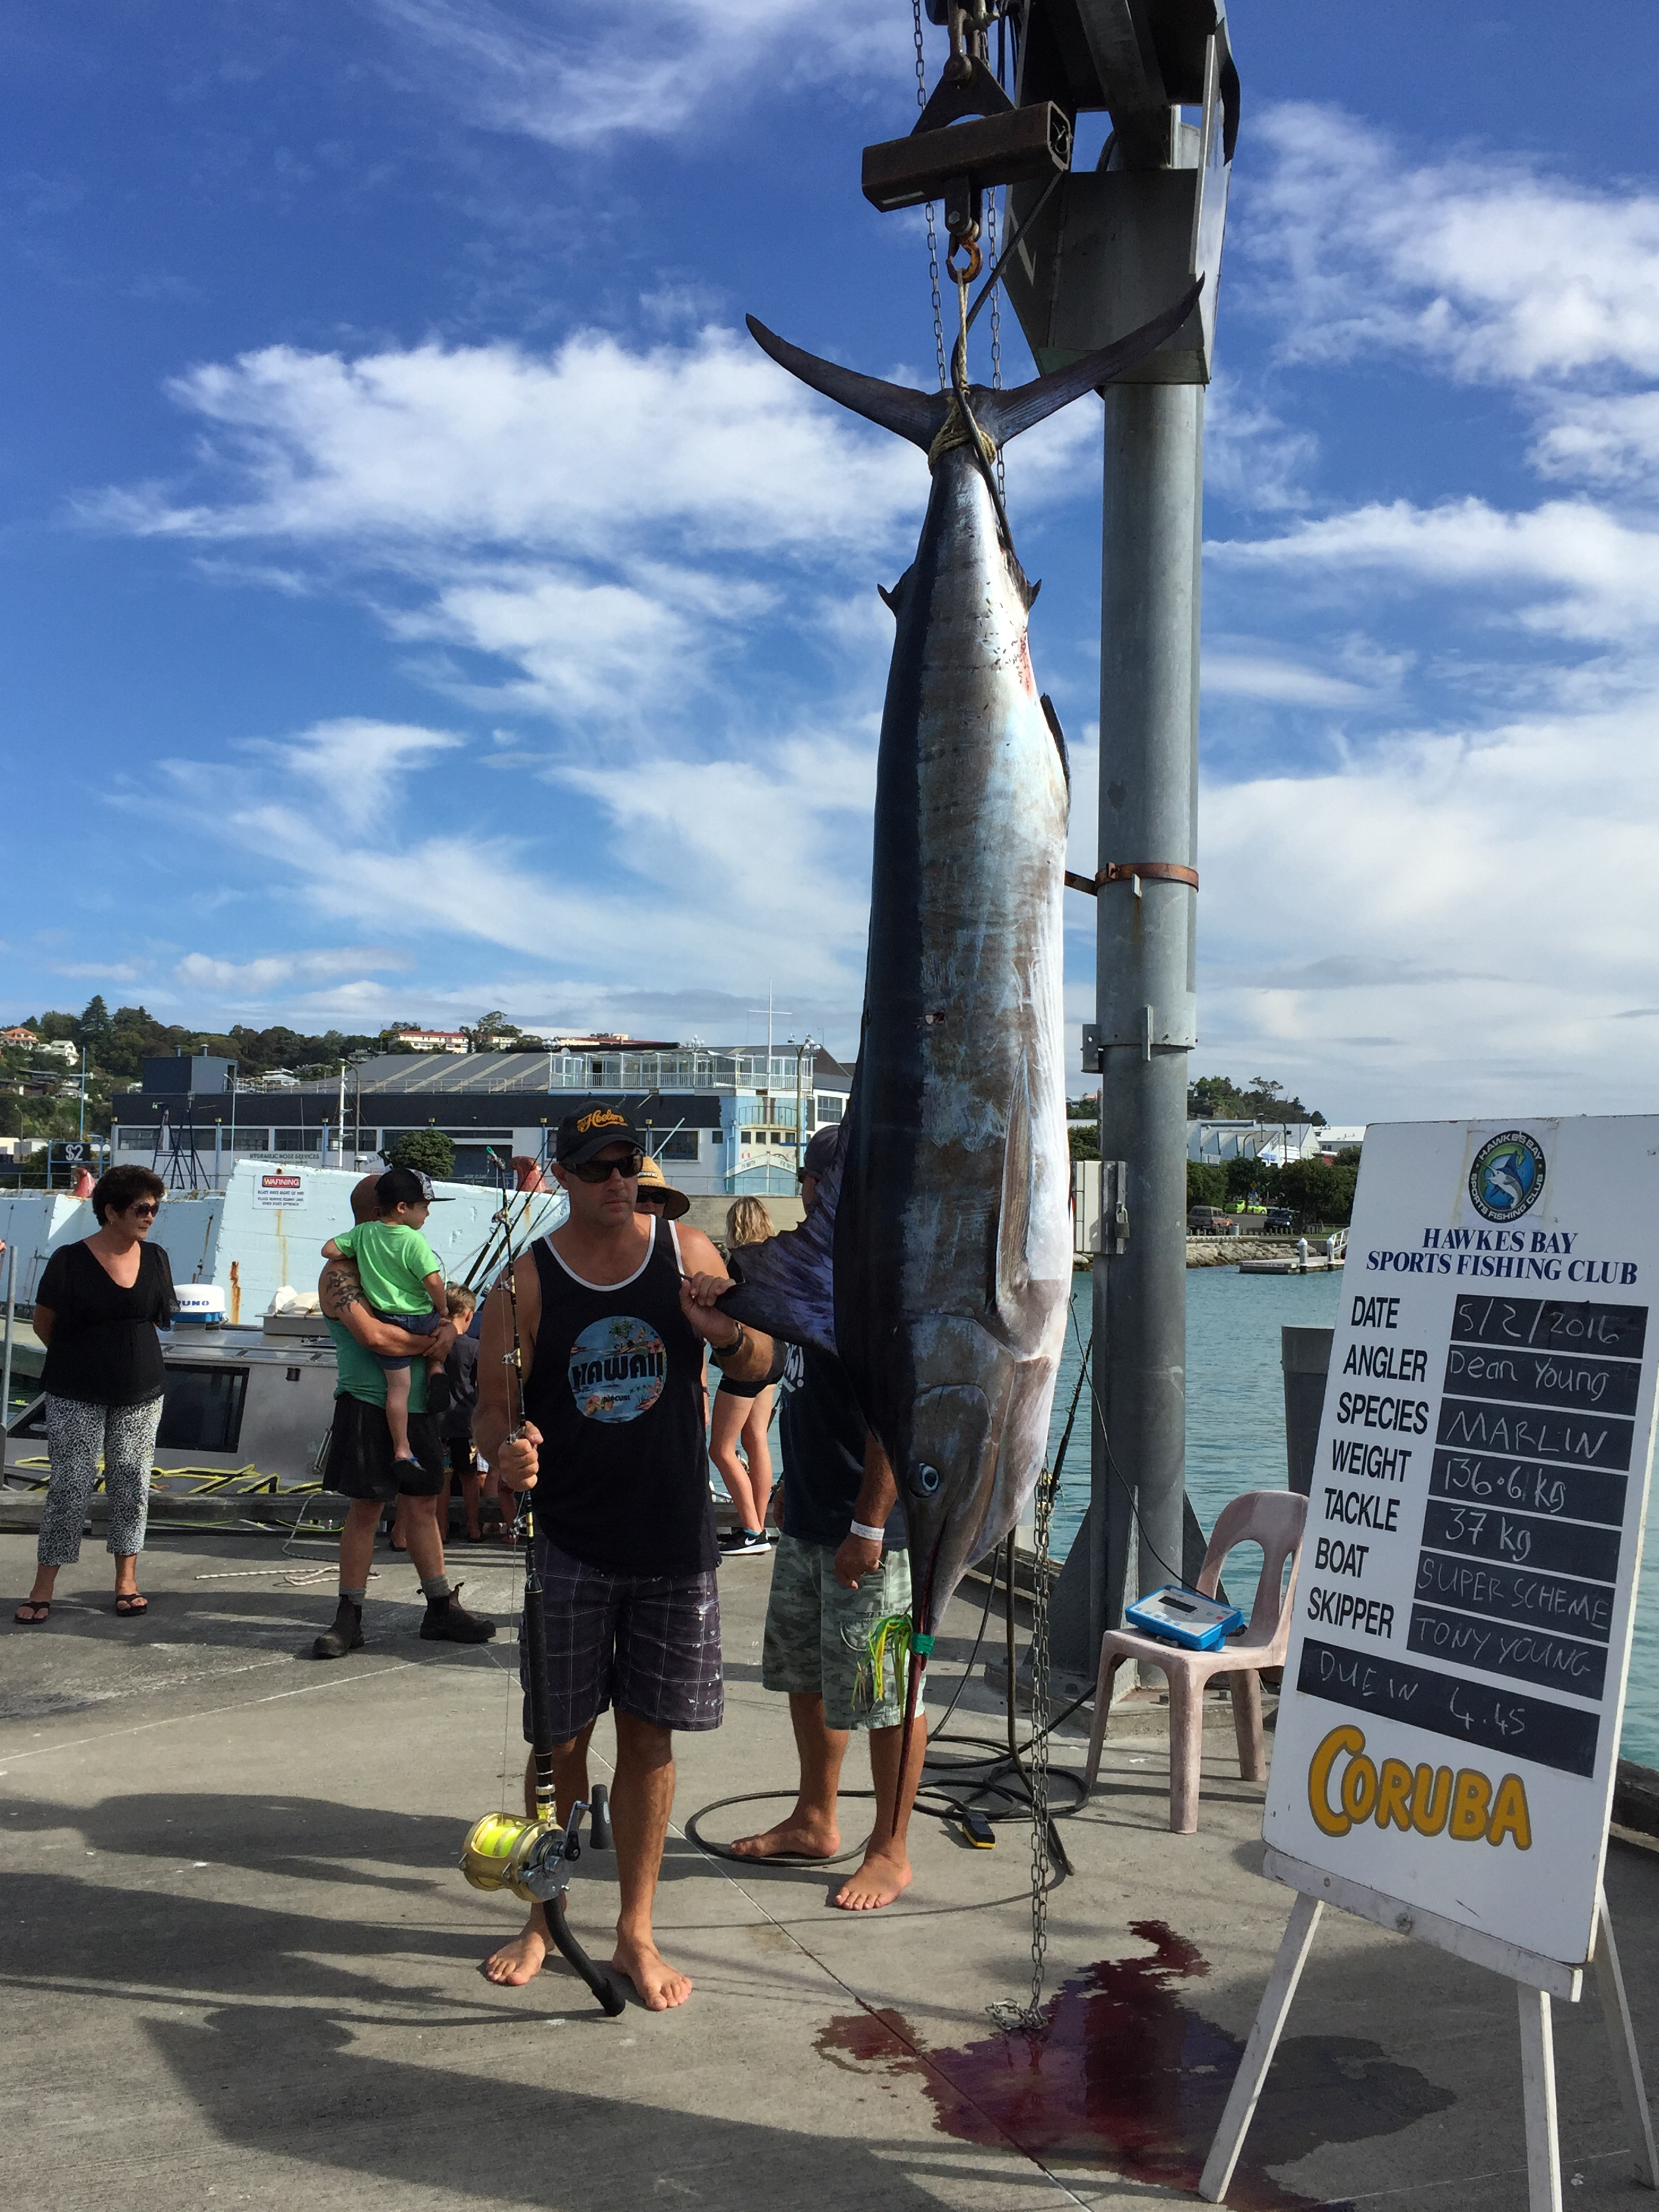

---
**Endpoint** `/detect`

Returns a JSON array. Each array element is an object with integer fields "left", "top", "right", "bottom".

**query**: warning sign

[
  {"left": 1263, "top": 1115, "right": 1659, "bottom": 1968},
  {"left": 254, "top": 1171, "right": 306, "bottom": 1210}
]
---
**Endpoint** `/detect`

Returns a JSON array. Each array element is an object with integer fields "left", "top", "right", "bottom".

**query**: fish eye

[{"left": 909, "top": 1462, "right": 941, "bottom": 1496}]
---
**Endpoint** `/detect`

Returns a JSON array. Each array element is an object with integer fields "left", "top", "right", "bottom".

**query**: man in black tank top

[{"left": 474, "top": 1105, "right": 776, "bottom": 2011}]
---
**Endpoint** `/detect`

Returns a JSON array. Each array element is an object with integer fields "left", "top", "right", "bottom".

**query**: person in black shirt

[
  {"left": 729, "top": 1128, "right": 928, "bottom": 1910},
  {"left": 475, "top": 1105, "right": 777, "bottom": 2011},
  {"left": 14, "top": 1165, "right": 175, "bottom": 1624}
]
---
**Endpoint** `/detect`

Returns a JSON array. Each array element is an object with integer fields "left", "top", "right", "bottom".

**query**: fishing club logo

[
  {"left": 569, "top": 1316, "right": 666, "bottom": 1422},
  {"left": 1468, "top": 1130, "right": 1546, "bottom": 1223}
]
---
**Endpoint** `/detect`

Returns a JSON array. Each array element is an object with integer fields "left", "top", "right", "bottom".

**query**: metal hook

[{"left": 945, "top": 232, "right": 983, "bottom": 283}]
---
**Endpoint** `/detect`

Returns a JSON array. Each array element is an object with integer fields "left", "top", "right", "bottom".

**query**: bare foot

[
  {"left": 832, "top": 1846, "right": 912, "bottom": 1912},
  {"left": 483, "top": 1912, "right": 548, "bottom": 1986},
  {"left": 611, "top": 1930, "right": 692, "bottom": 2011},
  {"left": 729, "top": 1814, "right": 840, "bottom": 1862}
]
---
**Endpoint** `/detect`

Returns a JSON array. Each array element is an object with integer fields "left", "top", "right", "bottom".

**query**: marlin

[{"left": 724, "top": 282, "right": 1202, "bottom": 1666}]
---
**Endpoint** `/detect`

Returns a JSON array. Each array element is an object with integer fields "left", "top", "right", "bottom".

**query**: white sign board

[
  {"left": 1263, "top": 1116, "right": 1659, "bottom": 1969},
  {"left": 253, "top": 1170, "right": 306, "bottom": 1210}
]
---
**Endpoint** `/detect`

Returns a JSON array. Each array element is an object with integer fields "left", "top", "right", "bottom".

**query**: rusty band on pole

[{"left": 1064, "top": 863, "right": 1199, "bottom": 897}]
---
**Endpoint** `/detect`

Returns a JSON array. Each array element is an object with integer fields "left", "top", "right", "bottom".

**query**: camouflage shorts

[{"left": 760, "top": 1534, "right": 921, "bottom": 1732}]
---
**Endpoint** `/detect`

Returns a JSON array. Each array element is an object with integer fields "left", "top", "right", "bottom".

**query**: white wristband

[{"left": 849, "top": 1519, "right": 886, "bottom": 1544}]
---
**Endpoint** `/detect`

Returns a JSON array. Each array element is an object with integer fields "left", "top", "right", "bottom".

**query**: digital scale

[{"left": 1124, "top": 1584, "right": 1245, "bottom": 1652}]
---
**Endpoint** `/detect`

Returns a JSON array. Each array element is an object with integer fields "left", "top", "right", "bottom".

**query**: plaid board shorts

[
  {"left": 762, "top": 1534, "right": 921, "bottom": 1733},
  {"left": 523, "top": 1534, "right": 724, "bottom": 1742}
]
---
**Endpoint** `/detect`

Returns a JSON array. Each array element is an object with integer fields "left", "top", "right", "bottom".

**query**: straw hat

[{"left": 635, "top": 1154, "right": 691, "bottom": 1219}]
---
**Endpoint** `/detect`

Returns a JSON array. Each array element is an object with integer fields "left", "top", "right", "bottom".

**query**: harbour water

[{"left": 1042, "top": 1267, "right": 1659, "bottom": 1766}]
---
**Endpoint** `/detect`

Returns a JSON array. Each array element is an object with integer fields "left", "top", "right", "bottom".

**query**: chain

[
  {"left": 1023, "top": 1462, "right": 1055, "bottom": 2020},
  {"left": 912, "top": 0, "right": 947, "bottom": 388},
  {"left": 986, "top": 1459, "right": 1057, "bottom": 2035}
]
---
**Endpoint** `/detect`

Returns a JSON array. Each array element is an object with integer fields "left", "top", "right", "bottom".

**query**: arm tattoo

[{"left": 320, "top": 1263, "right": 363, "bottom": 1316}]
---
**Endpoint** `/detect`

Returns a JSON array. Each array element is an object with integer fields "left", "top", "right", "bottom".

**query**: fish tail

[{"left": 975, "top": 279, "right": 1204, "bottom": 445}]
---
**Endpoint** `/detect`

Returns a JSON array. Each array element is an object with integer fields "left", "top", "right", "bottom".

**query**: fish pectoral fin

[
  {"left": 1040, "top": 694, "right": 1070, "bottom": 795},
  {"left": 994, "top": 1059, "right": 1036, "bottom": 1313}
]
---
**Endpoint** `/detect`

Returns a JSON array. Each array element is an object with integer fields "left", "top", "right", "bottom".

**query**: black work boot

[
  {"left": 419, "top": 1582, "right": 496, "bottom": 1643},
  {"left": 312, "top": 1596, "right": 364, "bottom": 1660}
]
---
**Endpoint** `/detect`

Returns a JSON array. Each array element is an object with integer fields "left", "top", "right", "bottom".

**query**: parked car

[
  {"left": 1187, "top": 1206, "right": 1239, "bottom": 1235},
  {"left": 1263, "top": 1206, "right": 1295, "bottom": 1233}
]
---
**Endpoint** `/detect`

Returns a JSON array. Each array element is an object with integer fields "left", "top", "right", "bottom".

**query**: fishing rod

[{"left": 458, "top": 1219, "right": 626, "bottom": 2018}]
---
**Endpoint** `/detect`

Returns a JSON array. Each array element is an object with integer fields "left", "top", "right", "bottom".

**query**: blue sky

[{"left": 3, "top": 1, "right": 1657, "bottom": 1120}]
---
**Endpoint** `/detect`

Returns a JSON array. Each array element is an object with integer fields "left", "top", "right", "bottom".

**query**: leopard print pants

[{"left": 38, "top": 1394, "right": 164, "bottom": 1565}]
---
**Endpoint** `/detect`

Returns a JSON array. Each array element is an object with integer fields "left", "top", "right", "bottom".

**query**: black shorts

[
  {"left": 445, "top": 1436, "right": 475, "bottom": 1479},
  {"left": 716, "top": 1372, "right": 772, "bottom": 1403},
  {"left": 323, "top": 1393, "right": 445, "bottom": 1501},
  {"left": 523, "top": 1534, "right": 724, "bottom": 1742}
]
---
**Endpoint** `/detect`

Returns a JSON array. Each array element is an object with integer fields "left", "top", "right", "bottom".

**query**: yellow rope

[{"left": 928, "top": 401, "right": 999, "bottom": 473}]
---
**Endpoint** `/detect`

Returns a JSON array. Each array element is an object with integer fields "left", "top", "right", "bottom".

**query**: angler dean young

[{"left": 474, "top": 1106, "right": 776, "bottom": 2013}]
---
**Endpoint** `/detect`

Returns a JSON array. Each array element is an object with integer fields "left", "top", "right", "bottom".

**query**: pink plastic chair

[{"left": 1082, "top": 1489, "right": 1307, "bottom": 1834}]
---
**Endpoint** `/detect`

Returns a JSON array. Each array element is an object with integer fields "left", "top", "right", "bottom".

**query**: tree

[
  {"left": 1068, "top": 1091, "right": 1099, "bottom": 1120},
  {"left": 1187, "top": 1071, "right": 1320, "bottom": 1123},
  {"left": 1187, "top": 1162, "right": 1226, "bottom": 1207},
  {"left": 1068, "top": 1122, "right": 1101, "bottom": 1161},
  {"left": 1277, "top": 1159, "right": 1358, "bottom": 1231},
  {"left": 387, "top": 1128, "right": 455, "bottom": 1180},
  {"left": 76, "top": 996, "right": 112, "bottom": 1053},
  {"left": 1224, "top": 1153, "right": 1276, "bottom": 1206}
]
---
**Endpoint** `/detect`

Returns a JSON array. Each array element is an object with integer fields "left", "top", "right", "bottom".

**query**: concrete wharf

[{"left": 5, "top": 1526, "right": 1658, "bottom": 2209}]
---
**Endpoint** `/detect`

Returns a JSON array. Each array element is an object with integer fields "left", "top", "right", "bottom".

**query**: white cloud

[
  {"left": 92, "top": 329, "right": 926, "bottom": 561},
  {"left": 245, "top": 718, "right": 465, "bottom": 832},
  {"left": 371, "top": 0, "right": 909, "bottom": 150},
  {"left": 1531, "top": 390, "right": 1659, "bottom": 495},
  {"left": 172, "top": 946, "right": 410, "bottom": 996},
  {"left": 1195, "top": 694, "right": 1659, "bottom": 1117},
  {"left": 1244, "top": 103, "right": 1659, "bottom": 388},
  {"left": 1210, "top": 497, "right": 1659, "bottom": 644},
  {"left": 1201, "top": 651, "right": 1373, "bottom": 708}
]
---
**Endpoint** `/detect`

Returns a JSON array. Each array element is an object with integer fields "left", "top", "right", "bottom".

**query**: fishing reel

[{"left": 461, "top": 1786, "right": 613, "bottom": 1905}]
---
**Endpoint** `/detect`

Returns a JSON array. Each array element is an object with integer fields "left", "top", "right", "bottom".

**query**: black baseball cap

[{"left": 555, "top": 1103, "right": 648, "bottom": 1166}]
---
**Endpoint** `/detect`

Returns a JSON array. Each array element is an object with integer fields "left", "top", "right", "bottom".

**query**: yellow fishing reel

[
  {"left": 459, "top": 1810, "right": 558, "bottom": 1902},
  {"left": 459, "top": 1786, "right": 613, "bottom": 1904}
]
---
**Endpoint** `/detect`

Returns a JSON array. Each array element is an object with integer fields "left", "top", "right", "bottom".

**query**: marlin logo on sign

[{"left": 1469, "top": 1130, "right": 1545, "bottom": 1223}]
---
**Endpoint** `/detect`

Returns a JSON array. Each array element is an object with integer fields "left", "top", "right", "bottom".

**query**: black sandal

[
  {"left": 14, "top": 1600, "right": 50, "bottom": 1625},
  {"left": 114, "top": 1593, "right": 148, "bottom": 1617}
]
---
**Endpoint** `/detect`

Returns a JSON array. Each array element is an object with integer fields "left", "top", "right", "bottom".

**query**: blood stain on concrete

[{"left": 815, "top": 1917, "right": 1453, "bottom": 2210}]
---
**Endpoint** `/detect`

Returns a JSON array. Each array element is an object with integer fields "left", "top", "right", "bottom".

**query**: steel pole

[{"left": 1089, "top": 380, "right": 1203, "bottom": 1660}]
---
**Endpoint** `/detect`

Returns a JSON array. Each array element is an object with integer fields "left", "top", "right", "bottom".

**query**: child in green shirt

[{"left": 322, "top": 1165, "right": 449, "bottom": 1465}]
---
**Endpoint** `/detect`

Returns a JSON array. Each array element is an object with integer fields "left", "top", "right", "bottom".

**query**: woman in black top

[{"left": 14, "top": 1164, "right": 176, "bottom": 1624}]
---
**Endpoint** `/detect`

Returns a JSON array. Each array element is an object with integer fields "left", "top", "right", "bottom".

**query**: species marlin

[{"left": 725, "top": 282, "right": 1202, "bottom": 1650}]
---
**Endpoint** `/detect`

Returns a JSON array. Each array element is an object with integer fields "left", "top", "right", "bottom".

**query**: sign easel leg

[
  {"left": 1518, "top": 1986, "right": 1563, "bottom": 2212},
  {"left": 1198, "top": 1893, "right": 1323, "bottom": 2205},
  {"left": 1593, "top": 1888, "right": 1658, "bottom": 2187}
]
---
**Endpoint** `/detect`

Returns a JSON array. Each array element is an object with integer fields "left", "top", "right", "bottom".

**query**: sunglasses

[
  {"left": 127, "top": 1202, "right": 160, "bottom": 1218},
  {"left": 569, "top": 1150, "right": 644, "bottom": 1183}
]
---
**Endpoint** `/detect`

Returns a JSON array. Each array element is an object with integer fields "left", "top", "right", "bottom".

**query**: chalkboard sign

[{"left": 1262, "top": 1117, "right": 1659, "bottom": 1969}]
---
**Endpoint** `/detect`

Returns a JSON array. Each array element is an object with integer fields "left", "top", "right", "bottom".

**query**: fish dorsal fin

[
  {"left": 746, "top": 317, "right": 947, "bottom": 451},
  {"left": 878, "top": 564, "right": 916, "bottom": 617},
  {"left": 975, "top": 279, "right": 1204, "bottom": 445},
  {"left": 994, "top": 1058, "right": 1036, "bottom": 1317},
  {"left": 718, "top": 1135, "right": 842, "bottom": 1357}
]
